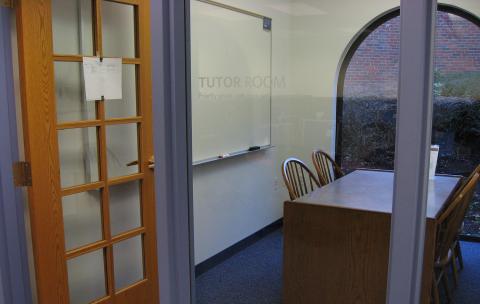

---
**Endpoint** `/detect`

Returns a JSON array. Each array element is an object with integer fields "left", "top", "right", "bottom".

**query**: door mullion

[
  {"left": 97, "top": 104, "right": 115, "bottom": 298},
  {"left": 94, "top": 0, "right": 103, "bottom": 57},
  {"left": 93, "top": 0, "right": 116, "bottom": 298}
]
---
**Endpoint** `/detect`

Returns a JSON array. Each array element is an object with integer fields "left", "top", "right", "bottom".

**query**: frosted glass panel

[
  {"left": 113, "top": 236, "right": 144, "bottom": 290},
  {"left": 105, "top": 65, "right": 138, "bottom": 118},
  {"left": 52, "top": 0, "right": 94, "bottom": 55},
  {"left": 67, "top": 250, "right": 106, "bottom": 304},
  {"left": 109, "top": 181, "right": 141, "bottom": 236},
  {"left": 63, "top": 190, "right": 103, "bottom": 250},
  {"left": 102, "top": 1, "right": 136, "bottom": 58},
  {"left": 106, "top": 124, "right": 139, "bottom": 178},
  {"left": 55, "top": 62, "right": 96, "bottom": 123},
  {"left": 59, "top": 128, "right": 99, "bottom": 188}
]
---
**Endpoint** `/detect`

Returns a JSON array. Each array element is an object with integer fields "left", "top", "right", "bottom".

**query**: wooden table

[{"left": 283, "top": 170, "right": 461, "bottom": 304}]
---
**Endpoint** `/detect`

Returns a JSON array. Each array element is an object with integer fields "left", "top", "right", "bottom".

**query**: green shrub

[{"left": 434, "top": 71, "right": 480, "bottom": 100}]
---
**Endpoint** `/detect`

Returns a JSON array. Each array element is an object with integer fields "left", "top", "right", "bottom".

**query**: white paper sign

[
  {"left": 83, "top": 57, "right": 103, "bottom": 101},
  {"left": 83, "top": 57, "right": 122, "bottom": 101},
  {"left": 101, "top": 58, "right": 122, "bottom": 100}
]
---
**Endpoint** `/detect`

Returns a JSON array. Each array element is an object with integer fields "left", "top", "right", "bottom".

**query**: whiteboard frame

[
  {"left": 192, "top": 0, "right": 273, "bottom": 165},
  {"left": 196, "top": 0, "right": 272, "bottom": 20}
]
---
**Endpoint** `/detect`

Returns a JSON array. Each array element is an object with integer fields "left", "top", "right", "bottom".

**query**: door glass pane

[
  {"left": 109, "top": 181, "right": 141, "bottom": 236},
  {"left": 105, "top": 65, "right": 138, "bottom": 118},
  {"left": 63, "top": 190, "right": 103, "bottom": 251},
  {"left": 106, "top": 124, "right": 139, "bottom": 178},
  {"left": 55, "top": 62, "right": 96, "bottom": 123},
  {"left": 67, "top": 249, "right": 106, "bottom": 304},
  {"left": 101, "top": 1, "right": 136, "bottom": 58},
  {"left": 59, "top": 128, "right": 99, "bottom": 188},
  {"left": 113, "top": 236, "right": 144, "bottom": 290},
  {"left": 52, "top": 0, "right": 94, "bottom": 55}
]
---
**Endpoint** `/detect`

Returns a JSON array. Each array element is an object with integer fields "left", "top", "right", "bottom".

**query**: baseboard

[
  {"left": 195, "top": 218, "right": 283, "bottom": 277},
  {"left": 459, "top": 234, "right": 480, "bottom": 243}
]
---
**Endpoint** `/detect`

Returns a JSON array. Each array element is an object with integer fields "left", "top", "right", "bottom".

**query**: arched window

[{"left": 336, "top": 5, "right": 480, "bottom": 236}]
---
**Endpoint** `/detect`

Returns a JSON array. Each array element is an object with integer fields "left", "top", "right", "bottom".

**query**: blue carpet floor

[
  {"left": 196, "top": 229, "right": 479, "bottom": 304},
  {"left": 452, "top": 241, "right": 480, "bottom": 303}
]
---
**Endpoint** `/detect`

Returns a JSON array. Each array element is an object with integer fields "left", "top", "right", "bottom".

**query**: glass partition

[
  {"left": 427, "top": 3, "right": 480, "bottom": 303},
  {"left": 189, "top": 1, "right": 407, "bottom": 303}
]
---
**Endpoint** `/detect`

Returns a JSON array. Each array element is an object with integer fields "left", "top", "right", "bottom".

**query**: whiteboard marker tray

[{"left": 193, "top": 145, "right": 273, "bottom": 166}]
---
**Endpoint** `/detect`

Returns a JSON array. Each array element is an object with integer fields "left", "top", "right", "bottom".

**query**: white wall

[
  {"left": 192, "top": 0, "right": 480, "bottom": 265},
  {"left": 444, "top": 0, "right": 480, "bottom": 15}
]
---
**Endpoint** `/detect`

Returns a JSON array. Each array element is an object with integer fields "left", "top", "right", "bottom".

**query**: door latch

[{"left": 13, "top": 161, "right": 32, "bottom": 187}]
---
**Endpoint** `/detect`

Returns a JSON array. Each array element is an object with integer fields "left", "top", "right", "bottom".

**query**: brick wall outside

[{"left": 343, "top": 11, "right": 480, "bottom": 98}]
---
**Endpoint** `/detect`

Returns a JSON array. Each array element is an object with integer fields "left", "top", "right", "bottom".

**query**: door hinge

[
  {"left": 13, "top": 162, "right": 32, "bottom": 187},
  {"left": 0, "top": 0, "right": 13, "bottom": 8}
]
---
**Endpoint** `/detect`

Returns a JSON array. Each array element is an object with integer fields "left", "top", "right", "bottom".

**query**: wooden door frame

[{"left": 0, "top": 5, "right": 32, "bottom": 304}]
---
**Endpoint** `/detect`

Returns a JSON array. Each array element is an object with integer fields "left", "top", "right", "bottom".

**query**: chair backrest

[
  {"left": 282, "top": 158, "right": 321, "bottom": 200},
  {"left": 453, "top": 164, "right": 480, "bottom": 197},
  {"left": 312, "top": 150, "right": 344, "bottom": 186},
  {"left": 435, "top": 173, "right": 479, "bottom": 262}
]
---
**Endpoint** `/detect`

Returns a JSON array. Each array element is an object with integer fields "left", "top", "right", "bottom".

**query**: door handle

[
  {"left": 126, "top": 156, "right": 155, "bottom": 170},
  {"left": 147, "top": 156, "right": 155, "bottom": 169}
]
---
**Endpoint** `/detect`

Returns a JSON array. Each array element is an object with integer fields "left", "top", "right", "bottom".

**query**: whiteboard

[{"left": 191, "top": 0, "right": 272, "bottom": 163}]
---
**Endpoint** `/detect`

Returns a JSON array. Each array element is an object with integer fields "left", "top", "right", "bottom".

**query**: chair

[
  {"left": 312, "top": 150, "right": 344, "bottom": 186},
  {"left": 432, "top": 173, "right": 479, "bottom": 304},
  {"left": 451, "top": 164, "right": 480, "bottom": 271},
  {"left": 452, "top": 164, "right": 480, "bottom": 198},
  {"left": 282, "top": 158, "right": 321, "bottom": 200}
]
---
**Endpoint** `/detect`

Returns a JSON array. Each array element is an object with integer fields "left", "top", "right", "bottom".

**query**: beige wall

[{"left": 445, "top": 0, "right": 480, "bottom": 15}]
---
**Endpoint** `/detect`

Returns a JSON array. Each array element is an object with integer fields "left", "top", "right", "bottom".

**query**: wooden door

[{"left": 15, "top": 0, "right": 159, "bottom": 303}]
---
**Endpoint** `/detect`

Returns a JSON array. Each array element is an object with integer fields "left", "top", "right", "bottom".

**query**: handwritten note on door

[{"left": 83, "top": 57, "right": 122, "bottom": 101}]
